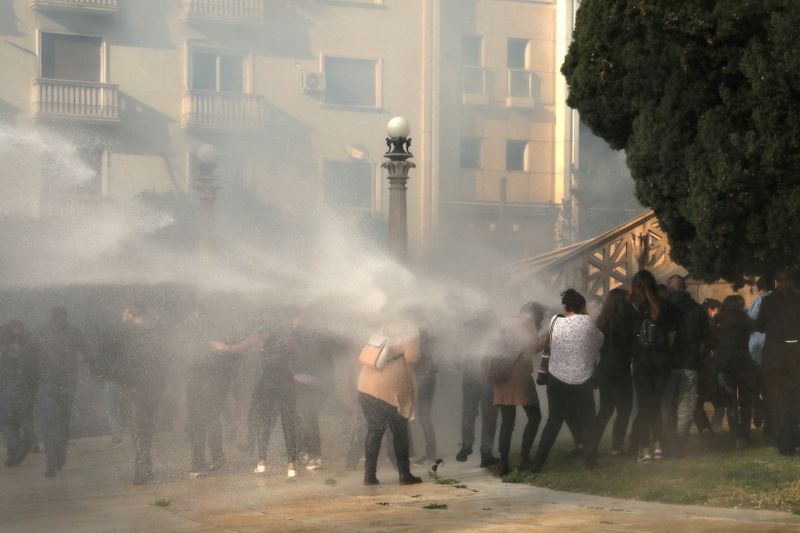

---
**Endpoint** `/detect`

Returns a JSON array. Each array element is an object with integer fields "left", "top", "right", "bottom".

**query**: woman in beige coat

[
  {"left": 357, "top": 319, "right": 424, "bottom": 486},
  {"left": 494, "top": 302, "right": 546, "bottom": 475}
]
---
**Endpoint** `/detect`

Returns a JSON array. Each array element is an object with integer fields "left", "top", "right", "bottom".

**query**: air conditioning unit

[{"left": 302, "top": 71, "right": 326, "bottom": 94}]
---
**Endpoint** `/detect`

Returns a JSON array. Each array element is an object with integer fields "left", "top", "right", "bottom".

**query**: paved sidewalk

[{"left": 2, "top": 436, "right": 800, "bottom": 532}]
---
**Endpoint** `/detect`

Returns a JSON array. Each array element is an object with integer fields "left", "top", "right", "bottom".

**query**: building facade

[{"left": 0, "top": 0, "right": 577, "bottom": 261}]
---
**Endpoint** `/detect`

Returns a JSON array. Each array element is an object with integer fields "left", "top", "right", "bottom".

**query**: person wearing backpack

[
  {"left": 530, "top": 290, "right": 604, "bottom": 473},
  {"left": 490, "top": 302, "right": 544, "bottom": 476},
  {"left": 661, "top": 275, "right": 709, "bottom": 456},
  {"left": 629, "top": 269, "right": 677, "bottom": 463}
]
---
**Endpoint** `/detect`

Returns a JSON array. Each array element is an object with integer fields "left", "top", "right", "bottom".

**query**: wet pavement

[{"left": 2, "top": 435, "right": 800, "bottom": 532}]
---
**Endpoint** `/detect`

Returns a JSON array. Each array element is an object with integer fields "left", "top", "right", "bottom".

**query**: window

[
  {"left": 460, "top": 138, "right": 481, "bottom": 169},
  {"left": 44, "top": 148, "right": 104, "bottom": 195},
  {"left": 462, "top": 36, "right": 482, "bottom": 66},
  {"left": 323, "top": 57, "right": 379, "bottom": 107},
  {"left": 506, "top": 140, "right": 528, "bottom": 171},
  {"left": 41, "top": 33, "right": 102, "bottom": 82},
  {"left": 322, "top": 160, "right": 373, "bottom": 209},
  {"left": 190, "top": 49, "right": 246, "bottom": 92},
  {"left": 507, "top": 39, "right": 529, "bottom": 69}
]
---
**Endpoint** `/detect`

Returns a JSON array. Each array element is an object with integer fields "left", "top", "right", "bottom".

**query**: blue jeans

[{"left": 104, "top": 381, "right": 124, "bottom": 443}]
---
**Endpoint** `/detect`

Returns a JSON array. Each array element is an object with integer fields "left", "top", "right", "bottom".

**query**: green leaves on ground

[
  {"left": 423, "top": 503, "right": 448, "bottom": 510},
  {"left": 151, "top": 499, "right": 172, "bottom": 508}
]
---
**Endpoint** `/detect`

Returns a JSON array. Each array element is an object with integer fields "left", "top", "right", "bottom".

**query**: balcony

[
  {"left": 182, "top": 90, "right": 267, "bottom": 131},
  {"left": 30, "top": 0, "right": 119, "bottom": 14},
  {"left": 462, "top": 66, "right": 490, "bottom": 106},
  {"left": 33, "top": 79, "right": 120, "bottom": 123},
  {"left": 181, "top": 0, "right": 264, "bottom": 24},
  {"left": 39, "top": 193, "right": 113, "bottom": 219},
  {"left": 506, "top": 69, "right": 536, "bottom": 108}
]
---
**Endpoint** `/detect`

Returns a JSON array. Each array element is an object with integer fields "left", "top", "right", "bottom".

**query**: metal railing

[
  {"left": 507, "top": 69, "right": 535, "bottom": 100},
  {"left": 39, "top": 193, "right": 113, "bottom": 219},
  {"left": 33, "top": 79, "right": 120, "bottom": 122},
  {"left": 182, "top": 0, "right": 264, "bottom": 23},
  {"left": 181, "top": 90, "right": 266, "bottom": 130},
  {"left": 30, "top": 0, "right": 119, "bottom": 12}
]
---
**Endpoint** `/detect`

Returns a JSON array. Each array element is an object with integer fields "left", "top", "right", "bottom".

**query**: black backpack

[{"left": 636, "top": 306, "right": 664, "bottom": 349}]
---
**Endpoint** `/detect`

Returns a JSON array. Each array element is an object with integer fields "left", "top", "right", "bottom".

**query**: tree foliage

[{"left": 562, "top": 0, "right": 800, "bottom": 284}]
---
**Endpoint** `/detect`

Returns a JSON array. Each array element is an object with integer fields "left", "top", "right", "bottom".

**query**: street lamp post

[
  {"left": 382, "top": 116, "right": 415, "bottom": 262},
  {"left": 194, "top": 143, "right": 218, "bottom": 253}
]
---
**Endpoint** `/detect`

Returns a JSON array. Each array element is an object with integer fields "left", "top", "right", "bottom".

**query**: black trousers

[
  {"left": 415, "top": 374, "right": 437, "bottom": 459},
  {"left": 460, "top": 378, "right": 498, "bottom": 454},
  {"left": 498, "top": 404, "right": 541, "bottom": 463},
  {"left": 359, "top": 392, "right": 411, "bottom": 477},
  {"left": 40, "top": 383, "right": 74, "bottom": 471},
  {"left": 632, "top": 359, "right": 667, "bottom": 450},
  {"left": 252, "top": 375, "right": 297, "bottom": 464},
  {"left": 532, "top": 377, "right": 597, "bottom": 471},
  {"left": 186, "top": 365, "right": 231, "bottom": 470},
  {"left": 296, "top": 383, "right": 325, "bottom": 458},
  {"left": 718, "top": 371, "right": 753, "bottom": 442},
  {"left": 764, "top": 346, "right": 800, "bottom": 455},
  {"left": 596, "top": 377, "right": 633, "bottom": 452},
  {"left": 129, "top": 382, "right": 162, "bottom": 475}
]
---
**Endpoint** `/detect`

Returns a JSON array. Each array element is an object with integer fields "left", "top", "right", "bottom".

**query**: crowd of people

[{"left": 2, "top": 267, "right": 800, "bottom": 487}]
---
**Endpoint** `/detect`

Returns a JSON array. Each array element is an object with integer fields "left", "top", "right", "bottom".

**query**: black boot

[
  {"left": 364, "top": 473, "right": 380, "bottom": 485},
  {"left": 497, "top": 459, "right": 510, "bottom": 477},
  {"left": 480, "top": 452, "right": 499, "bottom": 468},
  {"left": 456, "top": 446, "right": 472, "bottom": 462},
  {"left": 399, "top": 472, "right": 423, "bottom": 485}
]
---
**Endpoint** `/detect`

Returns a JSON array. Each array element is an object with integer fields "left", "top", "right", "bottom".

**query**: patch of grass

[
  {"left": 423, "top": 503, "right": 448, "bottom": 510},
  {"left": 519, "top": 434, "right": 800, "bottom": 512},
  {"left": 434, "top": 478, "right": 462, "bottom": 486},
  {"left": 152, "top": 499, "right": 172, "bottom": 508},
  {"left": 324, "top": 478, "right": 337, "bottom": 486}
]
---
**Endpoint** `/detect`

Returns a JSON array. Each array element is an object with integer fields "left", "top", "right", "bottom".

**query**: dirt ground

[{"left": 2, "top": 435, "right": 800, "bottom": 532}]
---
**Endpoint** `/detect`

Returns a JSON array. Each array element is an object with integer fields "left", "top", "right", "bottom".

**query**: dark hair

[
  {"left": 519, "top": 301, "right": 545, "bottom": 330},
  {"left": 720, "top": 295, "right": 745, "bottom": 317},
  {"left": 702, "top": 298, "right": 721, "bottom": 312},
  {"left": 756, "top": 276, "right": 774, "bottom": 293},
  {"left": 561, "top": 289, "right": 586, "bottom": 314},
  {"left": 596, "top": 288, "right": 629, "bottom": 337},
  {"left": 630, "top": 270, "right": 660, "bottom": 320},
  {"left": 667, "top": 274, "right": 687, "bottom": 291}
]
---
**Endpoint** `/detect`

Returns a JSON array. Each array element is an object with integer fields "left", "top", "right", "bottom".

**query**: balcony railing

[
  {"left": 39, "top": 193, "right": 113, "bottom": 219},
  {"left": 30, "top": 0, "right": 119, "bottom": 13},
  {"left": 33, "top": 79, "right": 120, "bottom": 123},
  {"left": 462, "top": 66, "right": 490, "bottom": 105},
  {"left": 506, "top": 69, "right": 536, "bottom": 108},
  {"left": 181, "top": 0, "right": 264, "bottom": 24},
  {"left": 182, "top": 90, "right": 266, "bottom": 131}
]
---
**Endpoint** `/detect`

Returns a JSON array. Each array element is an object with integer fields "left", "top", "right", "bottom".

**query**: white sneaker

[
  {"left": 287, "top": 464, "right": 297, "bottom": 479},
  {"left": 637, "top": 452, "right": 652, "bottom": 463},
  {"left": 253, "top": 461, "right": 267, "bottom": 474},
  {"left": 653, "top": 448, "right": 663, "bottom": 460},
  {"left": 189, "top": 471, "right": 202, "bottom": 479},
  {"left": 306, "top": 457, "right": 322, "bottom": 471}
]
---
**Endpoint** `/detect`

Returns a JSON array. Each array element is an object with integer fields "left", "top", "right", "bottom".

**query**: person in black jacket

[
  {"left": 0, "top": 320, "right": 40, "bottom": 468},
  {"left": 36, "top": 307, "right": 88, "bottom": 477},
  {"left": 629, "top": 270, "right": 677, "bottom": 463},
  {"left": 661, "top": 275, "right": 708, "bottom": 456},
  {"left": 753, "top": 268, "right": 800, "bottom": 456},
  {"left": 716, "top": 295, "right": 754, "bottom": 448},
  {"left": 595, "top": 288, "right": 636, "bottom": 456}
]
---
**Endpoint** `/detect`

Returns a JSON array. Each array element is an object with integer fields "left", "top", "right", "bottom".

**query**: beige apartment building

[{"left": 0, "top": 0, "right": 578, "bottom": 261}]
